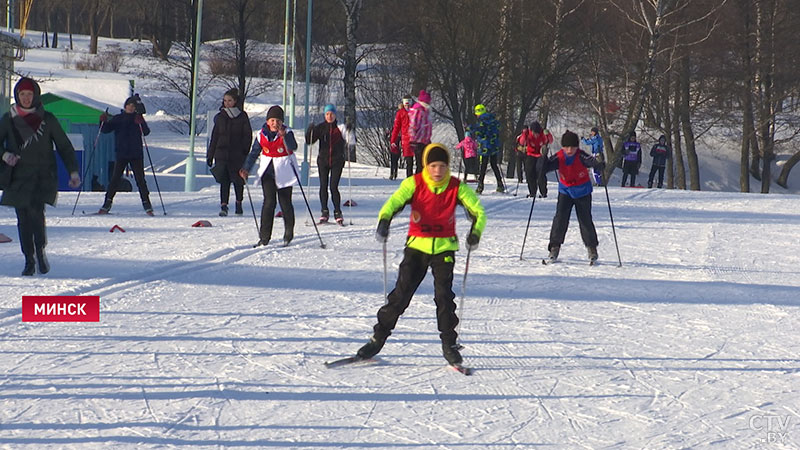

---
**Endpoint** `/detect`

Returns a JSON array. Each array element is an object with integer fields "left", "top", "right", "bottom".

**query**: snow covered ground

[
  {"left": 1, "top": 168, "right": 799, "bottom": 448},
  {"left": 2, "top": 30, "right": 800, "bottom": 450}
]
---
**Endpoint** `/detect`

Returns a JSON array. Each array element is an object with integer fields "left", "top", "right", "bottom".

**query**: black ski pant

[
  {"left": 217, "top": 163, "right": 244, "bottom": 205},
  {"left": 411, "top": 143, "right": 426, "bottom": 174},
  {"left": 15, "top": 204, "right": 46, "bottom": 265},
  {"left": 372, "top": 248, "right": 459, "bottom": 346},
  {"left": 404, "top": 156, "right": 415, "bottom": 178},
  {"left": 515, "top": 151, "right": 525, "bottom": 182},
  {"left": 524, "top": 155, "right": 548, "bottom": 198},
  {"left": 621, "top": 161, "right": 638, "bottom": 187},
  {"left": 318, "top": 161, "right": 344, "bottom": 215},
  {"left": 390, "top": 151, "right": 400, "bottom": 179},
  {"left": 478, "top": 153, "right": 504, "bottom": 190},
  {"left": 105, "top": 157, "right": 151, "bottom": 208},
  {"left": 259, "top": 173, "right": 294, "bottom": 242},
  {"left": 549, "top": 193, "right": 598, "bottom": 250},
  {"left": 648, "top": 165, "right": 665, "bottom": 188}
]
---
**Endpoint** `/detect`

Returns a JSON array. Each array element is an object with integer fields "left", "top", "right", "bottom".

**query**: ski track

[{"left": 2, "top": 186, "right": 800, "bottom": 448}]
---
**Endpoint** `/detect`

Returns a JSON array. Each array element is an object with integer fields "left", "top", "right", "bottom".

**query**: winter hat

[
  {"left": 15, "top": 78, "right": 35, "bottom": 93},
  {"left": 464, "top": 131, "right": 471, "bottom": 137},
  {"left": 561, "top": 130, "right": 579, "bottom": 147},
  {"left": 474, "top": 104, "right": 486, "bottom": 116},
  {"left": 531, "top": 121, "right": 543, "bottom": 133},
  {"left": 418, "top": 90, "right": 431, "bottom": 104},
  {"left": 659, "top": 134, "right": 666, "bottom": 142},
  {"left": 591, "top": 127, "right": 599, "bottom": 134},
  {"left": 629, "top": 131, "right": 637, "bottom": 138},
  {"left": 266, "top": 105, "right": 285, "bottom": 122},
  {"left": 324, "top": 103, "right": 337, "bottom": 114},
  {"left": 423, "top": 143, "right": 450, "bottom": 166},
  {"left": 124, "top": 96, "right": 138, "bottom": 107}
]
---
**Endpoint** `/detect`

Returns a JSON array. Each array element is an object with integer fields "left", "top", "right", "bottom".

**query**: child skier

[
  {"left": 356, "top": 143, "right": 486, "bottom": 367},
  {"left": 541, "top": 130, "right": 605, "bottom": 264},
  {"left": 621, "top": 132, "right": 642, "bottom": 187},
  {"left": 522, "top": 121, "right": 553, "bottom": 198},
  {"left": 455, "top": 131, "right": 478, "bottom": 182},
  {"left": 648, "top": 135, "right": 671, "bottom": 188}
]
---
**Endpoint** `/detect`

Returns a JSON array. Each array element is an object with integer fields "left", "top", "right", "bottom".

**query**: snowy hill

[{"left": 1, "top": 33, "right": 799, "bottom": 449}]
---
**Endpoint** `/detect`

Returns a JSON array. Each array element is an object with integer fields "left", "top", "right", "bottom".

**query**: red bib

[
  {"left": 408, "top": 174, "right": 459, "bottom": 238},
  {"left": 259, "top": 131, "right": 290, "bottom": 158},
  {"left": 557, "top": 149, "right": 590, "bottom": 187}
]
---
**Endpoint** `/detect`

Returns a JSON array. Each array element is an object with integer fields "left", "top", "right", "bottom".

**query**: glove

[
  {"left": 99, "top": 112, "right": 109, "bottom": 123},
  {"left": 68, "top": 172, "right": 81, "bottom": 188},
  {"left": 238, "top": 168, "right": 249, "bottom": 180},
  {"left": 390, "top": 142, "right": 398, "bottom": 152},
  {"left": 376, "top": 219, "right": 390, "bottom": 242},
  {"left": 2, "top": 151, "right": 19, "bottom": 166},
  {"left": 134, "top": 114, "right": 144, "bottom": 125},
  {"left": 207, "top": 159, "right": 213, "bottom": 168},
  {"left": 466, "top": 233, "right": 480, "bottom": 250}
]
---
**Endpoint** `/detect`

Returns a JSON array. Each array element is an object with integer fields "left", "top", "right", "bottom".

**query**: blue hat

[{"left": 324, "top": 104, "right": 337, "bottom": 114}]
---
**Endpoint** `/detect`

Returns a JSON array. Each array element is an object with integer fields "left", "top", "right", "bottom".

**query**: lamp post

[
  {"left": 185, "top": 0, "right": 203, "bottom": 192},
  {"left": 301, "top": 0, "right": 312, "bottom": 185}
]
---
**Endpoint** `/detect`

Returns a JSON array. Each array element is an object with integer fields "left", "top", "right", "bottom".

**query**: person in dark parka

[
  {"left": 647, "top": 135, "right": 672, "bottom": 188},
  {"left": 0, "top": 77, "right": 80, "bottom": 276},
  {"left": 98, "top": 96, "right": 152, "bottom": 214},
  {"left": 207, "top": 88, "right": 252, "bottom": 216}
]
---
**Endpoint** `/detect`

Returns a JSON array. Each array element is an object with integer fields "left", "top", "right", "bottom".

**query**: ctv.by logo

[{"left": 749, "top": 414, "right": 791, "bottom": 445}]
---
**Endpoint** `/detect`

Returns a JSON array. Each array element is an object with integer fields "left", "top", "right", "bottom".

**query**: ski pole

[
  {"left": 71, "top": 113, "right": 106, "bottom": 215},
  {"left": 519, "top": 193, "right": 537, "bottom": 260},
  {"left": 346, "top": 146, "right": 354, "bottom": 225},
  {"left": 140, "top": 123, "right": 167, "bottom": 215},
  {"left": 455, "top": 223, "right": 475, "bottom": 348},
  {"left": 244, "top": 180, "right": 260, "bottom": 236},
  {"left": 291, "top": 162, "right": 326, "bottom": 248},
  {"left": 382, "top": 240, "right": 388, "bottom": 306},
  {"left": 604, "top": 183, "right": 623, "bottom": 267}
]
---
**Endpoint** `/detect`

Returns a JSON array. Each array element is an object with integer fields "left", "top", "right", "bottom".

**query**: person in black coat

[
  {"left": 305, "top": 104, "right": 355, "bottom": 224},
  {"left": 98, "top": 96, "right": 152, "bottom": 214},
  {"left": 1, "top": 77, "right": 80, "bottom": 276},
  {"left": 207, "top": 88, "right": 252, "bottom": 216}
]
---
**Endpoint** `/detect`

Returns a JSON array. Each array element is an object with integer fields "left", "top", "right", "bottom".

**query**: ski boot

[
  {"left": 442, "top": 342, "right": 463, "bottom": 365},
  {"left": 496, "top": 185, "right": 505, "bottom": 193},
  {"left": 143, "top": 201, "right": 154, "bottom": 216},
  {"left": 235, "top": 201, "right": 243, "bottom": 215},
  {"left": 475, "top": 184, "right": 484, "bottom": 195},
  {"left": 334, "top": 210, "right": 344, "bottom": 226},
  {"left": 319, "top": 209, "right": 330, "bottom": 224},
  {"left": 587, "top": 246, "right": 598, "bottom": 264},
  {"left": 98, "top": 199, "right": 112, "bottom": 214},
  {"left": 219, "top": 204, "right": 229, "bottom": 217},
  {"left": 357, "top": 336, "right": 386, "bottom": 359},
  {"left": 283, "top": 231, "right": 293, "bottom": 247},
  {"left": 547, "top": 245, "right": 560, "bottom": 263}
]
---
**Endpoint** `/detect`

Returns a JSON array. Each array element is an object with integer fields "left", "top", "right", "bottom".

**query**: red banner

[{"left": 22, "top": 296, "right": 100, "bottom": 322}]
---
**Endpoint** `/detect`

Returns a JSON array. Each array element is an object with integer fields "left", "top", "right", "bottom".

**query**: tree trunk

[
  {"left": 679, "top": 56, "right": 700, "bottom": 190},
  {"left": 672, "top": 77, "right": 686, "bottom": 190},
  {"left": 740, "top": 87, "right": 753, "bottom": 192},
  {"left": 776, "top": 151, "right": 800, "bottom": 188},
  {"left": 340, "top": 0, "right": 361, "bottom": 145},
  {"left": 498, "top": 0, "right": 513, "bottom": 175},
  {"left": 662, "top": 70, "right": 675, "bottom": 189}
]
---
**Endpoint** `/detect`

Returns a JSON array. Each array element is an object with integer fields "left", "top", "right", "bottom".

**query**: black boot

[
  {"left": 442, "top": 342, "right": 463, "bottom": 365},
  {"left": 235, "top": 201, "right": 243, "bottom": 215},
  {"left": 357, "top": 336, "right": 386, "bottom": 359},
  {"left": 36, "top": 248, "right": 50, "bottom": 274},
  {"left": 587, "top": 246, "right": 598, "bottom": 263},
  {"left": 547, "top": 245, "right": 560, "bottom": 263},
  {"left": 219, "top": 204, "right": 229, "bottom": 217}
]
